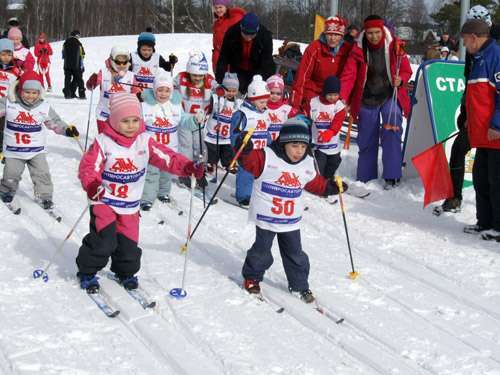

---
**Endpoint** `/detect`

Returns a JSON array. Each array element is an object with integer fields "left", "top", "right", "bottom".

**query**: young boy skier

[
  {"left": 309, "top": 75, "right": 347, "bottom": 179},
  {"left": 235, "top": 118, "right": 345, "bottom": 303},
  {"left": 231, "top": 74, "right": 271, "bottom": 207},
  {"left": 130, "top": 32, "right": 178, "bottom": 90},
  {"left": 0, "top": 71, "right": 79, "bottom": 209},
  {"left": 76, "top": 93, "right": 204, "bottom": 293},
  {"left": 204, "top": 72, "right": 241, "bottom": 173}
]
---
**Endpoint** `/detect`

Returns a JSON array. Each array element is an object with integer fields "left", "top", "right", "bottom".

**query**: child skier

[
  {"left": 235, "top": 118, "right": 345, "bottom": 303},
  {"left": 8, "top": 27, "right": 35, "bottom": 73},
  {"left": 130, "top": 32, "right": 178, "bottom": 90},
  {"left": 0, "top": 39, "right": 20, "bottom": 154},
  {"left": 174, "top": 51, "right": 214, "bottom": 188},
  {"left": 34, "top": 32, "right": 53, "bottom": 91},
  {"left": 0, "top": 71, "right": 79, "bottom": 209},
  {"left": 76, "top": 93, "right": 204, "bottom": 293},
  {"left": 86, "top": 46, "right": 137, "bottom": 133},
  {"left": 266, "top": 74, "right": 294, "bottom": 142},
  {"left": 230, "top": 75, "right": 271, "bottom": 207},
  {"left": 140, "top": 72, "right": 199, "bottom": 210},
  {"left": 204, "top": 72, "right": 241, "bottom": 173},
  {"left": 309, "top": 76, "right": 346, "bottom": 179}
]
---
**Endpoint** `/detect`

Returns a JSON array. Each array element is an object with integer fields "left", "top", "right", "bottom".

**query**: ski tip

[
  {"left": 13, "top": 208, "right": 21, "bottom": 215},
  {"left": 56, "top": 216, "right": 62, "bottom": 223},
  {"left": 147, "top": 301, "right": 157, "bottom": 309},
  {"left": 336, "top": 317, "right": 345, "bottom": 324},
  {"left": 108, "top": 310, "right": 120, "bottom": 318},
  {"left": 158, "top": 220, "right": 165, "bottom": 225},
  {"left": 276, "top": 307, "right": 285, "bottom": 313}
]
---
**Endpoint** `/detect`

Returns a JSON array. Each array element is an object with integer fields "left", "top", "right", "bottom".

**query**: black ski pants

[{"left": 473, "top": 148, "right": 500, "bottom": 231}]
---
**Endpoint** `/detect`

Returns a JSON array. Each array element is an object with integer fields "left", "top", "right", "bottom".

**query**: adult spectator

[
  {"left": 340, "top": 15, "right": 412, "bottom": 187},
  {"left": 435, "top": 5, "right": 499, "bottom": 215},
  {"left": 290, "top": 16, "right": 352, "bottom": 113},
  {"left": 62, "top": 30, "right": 85, "bottom": 99},
  {"left": 2, "top": 17, "right": 29, "bottom": 48},
  {"left": 212, "top": 0, "right": 245, "bottom": 72},
  {"left": 346, "top": 24, "right": 360, "bottom": 41},
  {"left": 439, "top": 32, "right": 457, "bottom": 52},
  {"left": 461, "top": 19, "right": 500, "bottom": 241},
  {"left": 216, "top": 12, "right": 275, "bottom": 94},
  {"left": 440, "top": 46, "right": 459, "bottom": 61}
]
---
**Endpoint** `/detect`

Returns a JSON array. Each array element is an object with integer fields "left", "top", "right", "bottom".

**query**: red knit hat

[
  {"left": 324, "top": 16, "right": 346, "bottom": 35},
  {"left": 18, "top": 70, "right": 43, "bottom": 93},
  {"left": 109, "top": 93, "right": 142, "bottom": 133}
]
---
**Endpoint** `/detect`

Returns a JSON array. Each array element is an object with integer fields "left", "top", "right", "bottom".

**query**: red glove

[
  {"left": 183, "top": 161, "right": 205, "bottom": 179},
  {"left": 86, "top": 73, "right": 99, "bottom": 90},
  {"left": 318, "top": 129, "right": 336, "bottom": 143},
  {"left": 215, "top": 86, "right": 225, "bottom": 98},
  {"left": 86, "top": 180, "right": 105, "bottom": 201}
]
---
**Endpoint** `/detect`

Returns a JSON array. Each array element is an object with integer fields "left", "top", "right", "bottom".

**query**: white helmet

[
  {"left": 186, "top": 51, "right": 209, "bottom": 75},
  {"left": 110, "top": 45, "right": 131, "bottom": 71},
  {"left": 466, "top": 5, "right": 492, "bottom": 27}
]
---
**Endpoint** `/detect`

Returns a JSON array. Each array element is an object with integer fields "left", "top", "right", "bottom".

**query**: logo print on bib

[
  {"left": 275, "top": 171, "right": 301, "bottom": 188},
  {"left": 0, "top": 72, "right": 9, "bottom": 81},
  {"left": 14, "top": 111, "right": 36, "bottom": 125},
  {"left": 268, "top": 112, "right": 280, "bottom": 123},
  {"left": 110, "top": 158, "right": 138, "bottom": 173},
  {"left": 153, "top": 117, "right": 172, "bottom": 127},
  {"left": 108, "top": 83, "right": 126, "bottom": 93},
  {"left": 138, "top": 67, "right": 153, "bottom": 76},
  {"left": 316, "top": 112, "right": 331, "bottom": 122},
  {"left": 220, "top": 107, "right": 233, "bottom": 117},
  {"left": 256, "top": 119, "right": 267, "bottom": 130}
]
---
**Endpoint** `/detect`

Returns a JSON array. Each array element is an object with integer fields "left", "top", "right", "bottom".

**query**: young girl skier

[
  {"left": 0, "top": 39, "right": 20, "bottom": 154},
  {"left": 140, "top": 72, "right": 201, "bottom": 210},
  {"left": 309, "top": 76, "right": 346, "bottom": 179},
  {"left": 130, "top": 31, "right": 178, "bottom": 90},
  {"left": 230, "top": 74, "right": 271, "bottom": 207},
  {"left": 76, "top": 93, "right": 204, "bottom": 293},
  {"left": 8, "top": 27, "right": 35, "bottom": 74},
  {"left": 204, "top": 72, "right": 241, "bottom": 173},
  {"left": 86, "top": 46, "right": 137, "bottom": 133},
  {"left": 235, "top": 118, "right": 345, "bottom": 303},
  {"left": 0, "top": 71, "right": 79, "bottom": 209},
  {"left": 34, "top": 32, "right": 53, "bottom": 91},
  {"left": 174, "top": 51, "right": 214, "bottom": 188},
  {"left": 265, "top": 74, "right": 294, "bottom": 142}
]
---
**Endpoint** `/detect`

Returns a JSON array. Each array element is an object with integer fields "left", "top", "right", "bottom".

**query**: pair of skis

[{"left": 4, "top": 196, "right": 62, "bottom": 222}]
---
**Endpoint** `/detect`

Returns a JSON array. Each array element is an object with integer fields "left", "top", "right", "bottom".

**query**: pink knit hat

[
  {"left": 266, "top": 74, "right": 284, "bottom": 92},
  {"left": 108, "top": 93, "right": 142, "bottom": 133},
  {"left": 7, "top": 27, "right": 22, "bottom": 40}
]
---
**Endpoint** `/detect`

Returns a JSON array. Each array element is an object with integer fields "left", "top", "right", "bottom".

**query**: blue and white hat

[
  {"left": 0, "top": 38, "right": 14, "bottom": 53},
  {"left": 186, "top": 51, "right": 209, "bottom": 75}
]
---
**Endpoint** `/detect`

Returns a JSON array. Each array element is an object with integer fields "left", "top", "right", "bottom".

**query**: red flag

[{"left": 411, "top": 143, "right": 454, "bottom": 207}]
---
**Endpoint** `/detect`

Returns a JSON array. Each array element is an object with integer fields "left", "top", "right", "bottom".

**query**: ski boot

[
  {"left": 2, "top": 193, "right": 14, "bottom": 203},
  {"left": 433, "top": 198, "right": 461, "bottom": 216},
  {"left": 383, "top": 179, "right": 400, "bottom": 190},
  {"left": 480, "top": 229, "right": 500, "bottom": 241},
  {"left": 41, "top": 199, "right": 54, "bottom": 210},
  {"left": 289, "top": 288, "right": 315, "bottom": 304},
  {"left": 238, "top": 198, "right": 250, "bottom": 209},
  {"left": 157, "top": 195, "right": 171, "bottom": 204},
  {"left": 118, "top": 275, "right": 139, "bottom": 290},
  {"left": 463, "top": 223, "right": 487, "bottom": 234},
  {"left": 79, "top": 273, "right": 100, "bottom": 294},
  {"left": 244, "top": 278, "right": 261, "bottom": 294},
  {"left": 140, "top": 201, "right": 152, "bottom": 211}
]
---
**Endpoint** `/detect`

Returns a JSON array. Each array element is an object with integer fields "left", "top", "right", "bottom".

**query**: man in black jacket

[
  {"left": 216, "top": 12, "right": 275, "bottom": 94},
  {"left": 62, "top": 30, "right": 86, "bottom": 99}
]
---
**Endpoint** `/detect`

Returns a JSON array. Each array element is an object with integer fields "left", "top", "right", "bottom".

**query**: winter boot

[
  {"left": 157, "top": 195, "right": 171, "bottom": 204},
  {"left": 464, "top": 224, "right": 487, "bottom": 234},
  {"left": 289, "top": 288, "right": 315, "bottom": 304},
  {"left": 244, "top": 278, "right": 261, "bottom": 294},
  {"left": 2, "top": 193, "right": 14, "bottom": 203},
  {"left": 47, "top": 86, "right": 52, "bottom": 93},
  {"left": 383, "top": 179, "right": 400, "bottom": 190},
  {"left": 480, "top": 229, "right": 500, "bottom": 241},
  {"left": 118, "top": 275, "right": 139, "bottom": 290},
  {"left": 78, "top": 89, "right": 86, "bottom": 100},
  {"left": 433, "top": 198, "right": 461, "bottom": 216},
  {"left": 41, "top": 199, "right": 54, "bottom": 210},
  {"left": 79, "top": 273, "right": 100, "bottom": 294},
  {"left": 140, "top": 201, "right": 153, "bottom": 211},
  {"left": 238, "top": 198, "right": 250, "bottom": 208}
]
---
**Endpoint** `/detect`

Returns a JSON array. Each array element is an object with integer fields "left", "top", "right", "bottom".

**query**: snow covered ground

[{"left": 1, "top": 33, "right": 499, "bottom": 375}]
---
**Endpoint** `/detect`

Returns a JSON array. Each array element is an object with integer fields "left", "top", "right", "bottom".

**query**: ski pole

[
  {"left": 83, "top": 89, "right": 94, "bottom": 151},
  {"left": 187, "top": 128, "right": 255, "bottom": 242},
  {"left": 75, "top": 136, "right": 85, "bottom": 154},
  {"left": 197, "top": 117, "right": 206, "bottom": 208},
  {"left": 169, "top": 174, "right": 197, "bottom": 299},
  {"left": 33, "top": 204, "right": 88, "bottom": 282},
  {"left": 334, "top": 176, "right": 358, "bottom": 280}
]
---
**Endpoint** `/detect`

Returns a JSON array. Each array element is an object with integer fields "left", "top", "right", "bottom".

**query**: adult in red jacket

[
  {"left": 462, "top": 19, "right": 500, "bottom": 240},
  {"left": 291, "top": 16, "right": 351, "bottom": 113},
  {"left": 34, "top": 32, "right": 53, "bottom": 90},
  {"left": 212, "top": 0, "right": 245, "bottom": 72},
  {"left": 340, "top": 15, "right": 412, "bottom": 186}
]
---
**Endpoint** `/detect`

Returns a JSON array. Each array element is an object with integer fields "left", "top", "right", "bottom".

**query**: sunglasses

[{"left": 113, "top": 59, "right": 129, "bottom": 66}]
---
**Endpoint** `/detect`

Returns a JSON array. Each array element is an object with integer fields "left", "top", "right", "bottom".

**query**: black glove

[
  {"left": 196, "top": 176, "right": 208, "bottom": 189},
  {"left": 169, "top": 54, "right": 178, "bottom": 65},
  {"left": 65, "top": 125, "right": 80, "bottom": 138},
  {"left": 234, "top": 131, "right": 254, "bottom": 154}
]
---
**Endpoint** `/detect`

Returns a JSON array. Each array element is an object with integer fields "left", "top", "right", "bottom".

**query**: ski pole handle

[
  {"left": 229, "top": 128, "right": 255, "bottom": 170},
  {"left": 343, "top": 116, "right": 354, "bottom": 151},
  {"left": 335, "top": 176, "right": 344, "bottom": 193}
]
